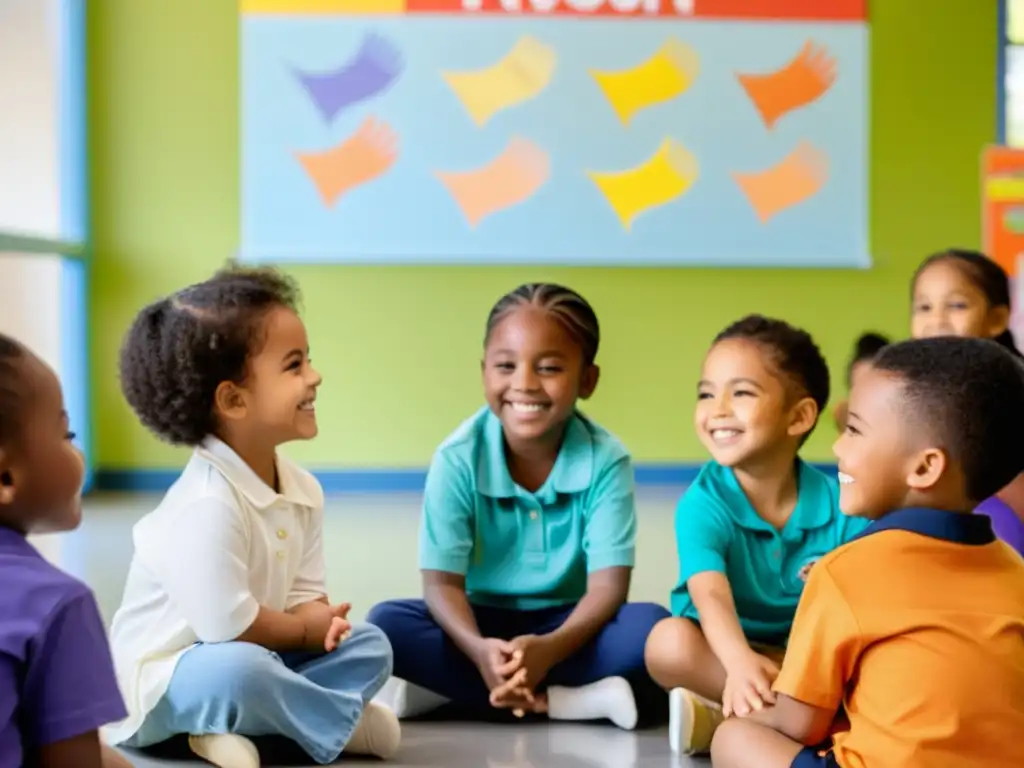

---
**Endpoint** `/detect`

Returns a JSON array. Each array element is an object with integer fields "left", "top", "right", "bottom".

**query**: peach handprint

[
  {"left": 434, "top": 137, "right": 550, "bottom": 228},
  {"left": 295, "top": 116, "right": 398, "bottom": 207},
  {"left": 732, "top": 141, "right": 828, "bottom": 223}
]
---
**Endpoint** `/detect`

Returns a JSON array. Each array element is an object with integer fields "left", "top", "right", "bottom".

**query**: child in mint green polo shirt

[
  {"left": 368, "top": 283, "right": 669, "bottom": 730},
  {"left": 643, "top": 315, "right": 867, "bottom": 756}
]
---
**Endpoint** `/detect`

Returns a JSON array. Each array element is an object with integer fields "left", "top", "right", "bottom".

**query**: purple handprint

[{"left": 293, "top": 32, "right": 404, "bottom": 124}]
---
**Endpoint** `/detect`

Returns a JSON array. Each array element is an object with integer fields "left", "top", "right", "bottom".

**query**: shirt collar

[
  {"left": 196, "top": 436, "right": 316, "bottom": 510},
  {"left": 476, "top": 409, "right": 595, "bottom": 500},
  {"left": 727, "top": 460, "right": 833, "bottom": 533},
  {"left": 852, "top": 507, "right": 996, "bottom": 545}
]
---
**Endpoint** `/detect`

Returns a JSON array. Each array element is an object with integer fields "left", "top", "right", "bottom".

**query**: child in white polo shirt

[{"left": 105, "top": 267, "right": 399, "bottom": 767}]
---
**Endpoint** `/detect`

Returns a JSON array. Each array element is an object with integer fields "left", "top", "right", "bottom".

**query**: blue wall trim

[
  {"left": 94, "top": 463, "right": 841, "bottom": 494},
  {"left": 58, "top": 0, "right": 92, "bottom": 491}
]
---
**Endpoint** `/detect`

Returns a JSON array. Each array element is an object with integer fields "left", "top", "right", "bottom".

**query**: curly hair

[
  {"left": 119, "top": 265, "right": 300, "bottom": 446},
  {"left": 873, "top": 336, "right": 1024, "bottom": 501},
  {"left": 484, "top": 283, "right": 601, "bottom": 365},
  {"left": 0, "top": 334, "right": 26, "bottom": 448},
  {"left": 713, "top": 314, "right": 831, "bottom": 443}
]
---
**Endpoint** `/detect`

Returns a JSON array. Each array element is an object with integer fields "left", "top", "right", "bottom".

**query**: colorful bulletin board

[
  {"left": 240, "top": 0, "right": 870, "bottom": 267},
  {"left": 982, "top": 145, "right": 1024, "bottom": 340}
]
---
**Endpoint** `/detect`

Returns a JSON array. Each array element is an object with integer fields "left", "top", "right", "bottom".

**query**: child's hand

[
  {"left": 299, "top": 601, "right": 353, "bottom": 652},
  {"left": 506, "top": 634, "right": 557, "bottom": 691},
  {"left": 489, "top": 667, "right": 541, "bottom": 716},
  {"left": 472, "top": 637, "right": 522, "bottom": 693},
  {"left": 722, "top": 651, "right": 780, "bottom": 717}
]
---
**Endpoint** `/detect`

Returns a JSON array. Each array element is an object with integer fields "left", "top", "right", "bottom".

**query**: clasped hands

[
  {"left": 473, "top": 634, "right": 557, "bottom": 717},
  {"left": 291, "top": 600, "right": 353, "bottom": 652}
]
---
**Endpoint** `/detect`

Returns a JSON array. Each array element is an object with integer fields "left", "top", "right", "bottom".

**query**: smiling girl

[
  {"left": 644, "top": 315, "right": 867, "bottom": 756},
  {"left": 368, "top": 283, "right": 669, "bottom": 729}
]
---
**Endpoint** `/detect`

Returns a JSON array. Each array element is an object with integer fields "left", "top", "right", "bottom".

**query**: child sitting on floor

[
  {"left": 643, "top": 315, "right": 867, "bottom": 756},
  {"left": 368, "top": 283, "right": 670, "bottom": 729},
  {"left": 0, "top": 334, "right": 131, "bottom": 768},
  {"left": 104, "top": 267, "right": 399, "bottom": 768},
  {"left": 711, "top": 336, "right": 1024, "bottom": 768}
]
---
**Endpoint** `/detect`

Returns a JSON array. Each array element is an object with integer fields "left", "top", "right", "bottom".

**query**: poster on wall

[
  {"left": 982, "top": 145, "right": 1024, "bottom": 342},
  {"left": 239, "top": 0, "right": 870, "bottom": 267}
]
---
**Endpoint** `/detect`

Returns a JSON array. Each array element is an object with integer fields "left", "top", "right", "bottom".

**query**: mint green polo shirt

[
  {"left": 418, "top": 406, "right": 637, "bottom": 610},
  {"left": 670, "top": 460, "right": 868, "bottom": 645}
]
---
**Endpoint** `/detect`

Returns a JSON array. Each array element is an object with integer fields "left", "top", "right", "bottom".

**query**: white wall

[{"left": 0, "top": 0, "right": 62, "bottom": 239}]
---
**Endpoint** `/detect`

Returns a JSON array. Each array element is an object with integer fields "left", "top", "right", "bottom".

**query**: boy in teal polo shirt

[
  {"left": 368, "top": 284, "right": 669, "bottom": 729},
  {"left": 644, "top": 316, "right": 867, "bottom": 755}
]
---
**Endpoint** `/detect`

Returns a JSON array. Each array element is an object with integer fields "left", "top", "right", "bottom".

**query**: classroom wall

[{"left": 87, "top": 1, "right": 997, "bottom": 474}]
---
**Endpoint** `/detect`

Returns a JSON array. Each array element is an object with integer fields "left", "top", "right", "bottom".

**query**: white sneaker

[
  {"left": 668, "top": 687, "right": 724, "bottom": 755},
  {"left": 188, "top": 733, "right": 260, "bottom": 768},
  {"left": 345, "top": 701, "right": 402, "bottom": 759}
]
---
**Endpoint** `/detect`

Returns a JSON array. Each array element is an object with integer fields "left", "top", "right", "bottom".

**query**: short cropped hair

[{"left": 872, "top": 336, "right": 1024, "bottom": 501}]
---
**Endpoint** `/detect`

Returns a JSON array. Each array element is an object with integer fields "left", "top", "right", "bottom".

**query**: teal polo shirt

[
  {"left": 670, "top": 460, "right": 868, "bottom": 645},
  {"left": 418, "top": 406, "right": 637, "bottom": 610}
]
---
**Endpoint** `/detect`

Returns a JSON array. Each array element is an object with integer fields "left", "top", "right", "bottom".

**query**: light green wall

[{"left": 88, "top": 1, "right": 997, "bottom": 470}]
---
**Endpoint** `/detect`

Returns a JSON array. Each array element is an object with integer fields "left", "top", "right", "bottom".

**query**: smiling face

[
  {"left": 911, "top": 260, "right": 1009, "bottom": 341},
  {"left": 482, "top": 305, "right": 598, "bottom": 448},
  {"left": 0, "top": 349, "right": 85, "bottom": 535},
  {"left": 833, "top": 365, "right": 928, "bottom": 518},
  {"left": 218, "top": 305, "right": 322, "bottom": 446},
  {"left": 695, "top": 338, "right": 814, "bottom": 468}
]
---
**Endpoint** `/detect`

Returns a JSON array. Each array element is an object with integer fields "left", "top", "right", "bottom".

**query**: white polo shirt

[{"left": 104, "top": 437, "right": 327, "bottom": 744}]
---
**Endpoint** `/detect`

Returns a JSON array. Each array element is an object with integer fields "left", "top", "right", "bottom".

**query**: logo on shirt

[{"left": 796, "top": 557, "right": 820, "bottom": 583}]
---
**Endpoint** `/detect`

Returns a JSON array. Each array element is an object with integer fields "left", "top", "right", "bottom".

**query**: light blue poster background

[{"left": 241, "top": 17, "right": 869, "bottom": 267}]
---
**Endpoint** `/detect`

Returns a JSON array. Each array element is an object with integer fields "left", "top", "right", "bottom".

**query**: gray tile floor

[{"left": 36, "top": 488, "right": 709, "bottom": 767}]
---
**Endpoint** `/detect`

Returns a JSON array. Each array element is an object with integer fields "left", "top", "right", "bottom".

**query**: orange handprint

[
  {"left": 737, "top": 41, "right": 836, "bottom": 130},
  {"left": 434, "top": 137, "right": 550, "bottom": 228},
  {"left": 732, "top": 141, "right": 828, "bottom": 223},
  {"left": 294, "top": 116, "right": 398, "bottom": 207}
]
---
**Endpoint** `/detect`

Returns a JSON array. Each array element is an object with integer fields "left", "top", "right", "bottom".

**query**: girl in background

[
  {"left": 368, "top": 283, "right": 669, "bottom": 730},
  {"left": 910, "top": 248, "right": 1024, "bottom": 554}
]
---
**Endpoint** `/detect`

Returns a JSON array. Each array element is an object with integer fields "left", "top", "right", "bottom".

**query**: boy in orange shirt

[{"left": 711, "top": 336, "right": 1024, "bottom": 768}]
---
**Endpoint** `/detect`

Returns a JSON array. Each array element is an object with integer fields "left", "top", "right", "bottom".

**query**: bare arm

[
  {"left": 689, "top": 571, "right": 753, "bottom": 668},
  {"left": 542, "top": 567, "right": 629, "bottom": 663},
  {"left": 741, "top": 694, "right": 836, "bottom": 745},
  {"left": 423, "top": 570, "right": 483, "bottom": 659},
  {"left": 235, "top": 606, "right": 307, "bottom": 652}
]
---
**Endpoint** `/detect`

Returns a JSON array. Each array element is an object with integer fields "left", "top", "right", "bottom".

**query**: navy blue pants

[
  {"left": 366, "top": 598, "right": 670, "bottom": 726},
  {"left": 791, "top": 747, "right": 839, "bottom": 767}
]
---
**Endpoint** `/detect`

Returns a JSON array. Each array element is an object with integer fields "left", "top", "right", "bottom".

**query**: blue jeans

[
  {"left": 123, "top": 623, "right": 392, "bottom": 765},
  {"left": 367, "top": 599, "right": 670, "bottom": 725}
]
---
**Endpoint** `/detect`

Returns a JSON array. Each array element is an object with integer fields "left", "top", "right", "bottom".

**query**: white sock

[
  {"left": 373, "top": 676, "right": 450, "bottom": 718},
  {"left": 546, "top": 677, "right": 638, "bottom": 730},
  {"left": 188, "top": 734, "right": 260, "bottom": 768},
  {"left": 345, "top": 701, "right": 402, "bottom": 758}
]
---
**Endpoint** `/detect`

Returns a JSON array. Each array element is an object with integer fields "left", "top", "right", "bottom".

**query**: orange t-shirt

[{"left": 774, "top": 508, "right": 1024, "bottom": 768}]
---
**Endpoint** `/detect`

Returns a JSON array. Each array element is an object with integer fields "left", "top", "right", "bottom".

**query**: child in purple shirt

[{"left": 0, "top": 334, "right": 130, "bottom": 768}]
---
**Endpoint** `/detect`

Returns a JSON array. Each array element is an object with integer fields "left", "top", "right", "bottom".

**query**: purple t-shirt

[
  {"left": 0, "top": 526, "right": 126, "bottom": 768},
  {"left": 975, "top": 497, "right": 1024, "bottom": 556}
]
